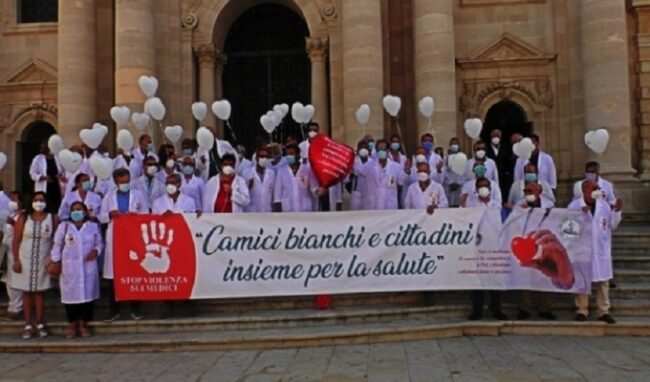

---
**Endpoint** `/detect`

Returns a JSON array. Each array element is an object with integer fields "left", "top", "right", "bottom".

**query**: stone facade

[{"left": 0, "top": 0, "right": 648, "bottom": 214}]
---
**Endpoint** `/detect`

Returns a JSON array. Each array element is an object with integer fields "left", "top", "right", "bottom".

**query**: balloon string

[
  {"left": 395, "top": 117, "right": 404, "bottom": 141},
  {"left": 226, "top": 120, "right": 238, "bottom": 145},
  {"left": 300, "top": 123, "right": 306, "bottom": 141}
]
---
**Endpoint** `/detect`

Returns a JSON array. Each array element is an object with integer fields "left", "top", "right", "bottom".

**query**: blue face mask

[
  {"left": 118, "top": 183, "right": 130, "bottom": 193},
  {"left": 182, "top": 149, "right": 193, "bottom": 156},
  {"left": 81, "top": 181, "right": 92, "bottom": 192},
  {"left": 422, "top": 142, "right": 433, "bottom": 152},
  {"left": 377, "top": 150, "right": 388, "bottom": 160},
  {"left": 390, "top": 143, "right": 400, "bottom": 151},
  {"left": 474, "top": 165, "right": 487, "bottom": 178},
  {"left": 285, "top": 156, "right": 296, "bottom": 166},
  {"left": 524, "top": 173, "right": 538, "bottom": 183},
  {"left": 183, "top": 166, "right": 194, "bottom": 175},
  {"left": 584, "top": 172, "right": 598, "bottom": 181},
  {"left": 367, "top": 141, "right": 375, "bottom": 151},
  {"left": 70, "top": 210, "right": 85, "bottom": 222}
]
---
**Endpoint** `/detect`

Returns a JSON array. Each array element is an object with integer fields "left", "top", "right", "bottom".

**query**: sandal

[
  {"left": 36, "top": 323, "right": 49, "bottom": 338},
  {"left": 21, "top": 324, "right": 34, "bottom": 340},
  {"left": 65, "top": 324, "right": 76, "bottom": 340},
  {"left": 79, "top": 324, "right": 92, "bottom": 338}
]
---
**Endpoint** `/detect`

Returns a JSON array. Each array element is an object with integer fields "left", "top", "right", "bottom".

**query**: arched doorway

[
  {"left": 17, "top": 121, "right": 56, "bottom": 193},
  {"left": 223, "top": 3, "right": 310, "bottom": 153},
  {"left": 482, "top": 100, "right": 532, "bottom": 144}
]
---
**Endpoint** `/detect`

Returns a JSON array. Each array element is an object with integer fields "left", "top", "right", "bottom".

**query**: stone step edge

[{"left": 2, "top": 321, "right": 649, "bottom": 353}]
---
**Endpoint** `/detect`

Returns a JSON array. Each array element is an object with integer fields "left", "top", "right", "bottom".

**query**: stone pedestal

[
  {"left": 306, "top": 37, "right": 330, "bottom": 132},
  {"left": 57, "top": 0, "right": 97, "bottom": 144}
]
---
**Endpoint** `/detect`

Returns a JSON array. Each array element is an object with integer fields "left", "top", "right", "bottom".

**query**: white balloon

[
  {"left": 89, "top": 156, "right": 113, "bottom": 180},
  {"left": 164, "top": 125, "right": 183, "bottom": 143},
  {"left": 515, "top": 138, "right": 535, "bottom": 160},
  {"left": 291, "top": 102, "right": 305, "bottom": 124},
  {"left": 211, "top": 100, "right": 232, "bottom": 121},
  {"left": 147, "top": 97, "right": 166, "bottom": 121},
  {"left": 584, "top": 128, "right": 609, "bottom": 154},
  {"left": 116, "top": 129, "right": 134, "bottom": 153},
  {"left": 448, "top": 153, "right": 468, "bottom": 176},
  {"left": 303, "top": 104, "right": 315, "bottom": 122},
  {"left": 191, "top": 102, "right": 208, "bottom": 122},
  {"left": 463, "top": 118, "right": 483, "bottom": 140},
  {"left": 573, "top": 180, "right": 584, "bottom": 200},
  {"left": 196, "top": 127, "right": 215, "bottom": 151},
  {"left": 382, "top": 95, "right": 402, "bottom": 117},
  {"left": 355, "top": 104, "right": 371, "bottom": 125},
  {"left": 272, "top": 109, "right": 284, "bottom": 124},
  {"left": 138, "top": 75, "right": 158, "bottom": 98},
  {"left": 0, "top": 152, "right": 6, "bottom": 170},
  {"left": 131, "top": 112, "right": 151, "bottom": 131},
  {"left": 110, "top": 106, "right": 131, "bottom": 126},
  {"left": 260, "top": 115, "right": 276, "bottom": 134},
  {"left": 279, "top": 103, "right": 289, "bottom": 117},
  {"left": 418, "top": 96, "right": 435, "bottom": 118},
  {"left": 58, "top": 149, "right": 83, "bottom": 173},
  {"left": 47, "top": 134, "right": 64, "bottom": 155},
  {"left": 92, "top": 123, "right": 108, "bottom": 139},
  {"left": 79, "top": 127, "right": 104, "bottom": 149}
]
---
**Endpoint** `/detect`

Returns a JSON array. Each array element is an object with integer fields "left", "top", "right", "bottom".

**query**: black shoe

[
  {"left": 574, "top": 313, "right": 587, "bottom": 322},
  {"left": 104, "top": 312, "right": 120, "bottom": 323},
  {"left": 517, "top": 310, "right": 531, "bottom": 320},
  {"left": 539, "top": 311, "right": 557, "bottom": 320},
  {"left": 492, "top": 312, "right": 508, "bottom": 321},
  {"left": 598, "top": 314, "right": 616, "bottom": 324},
  {"left": 468, "top": 312, "right": 482, "bottom": 321},
  {"left": 609, "top": 280, "right": 617, "bottom": 289}
]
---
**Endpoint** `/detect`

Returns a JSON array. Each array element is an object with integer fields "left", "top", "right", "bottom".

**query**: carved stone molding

[
  {"left": 181, "top": 13, "right": 198, "bottom": 29},
  {"left": 305, "top": 37, "right": 329, "bottom": 62},
  {"left": 0, "top": 102, "right": 57, "bottom": 130},
  {"left": 320, "top": 1, "right": 338, "bottom": 22},
  {"left": 459, "top": 79, "right": 554, "bottom": 115}
]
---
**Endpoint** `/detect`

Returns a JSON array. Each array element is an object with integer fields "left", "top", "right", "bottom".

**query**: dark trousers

[
  {"left": 64, "top": 302, "right": 94, "bottom": 323},
  {"left": 471, "top": 290, "right": 502, "bottom": 315},
  {"left": 108, "top": 282, "right": 141, "bottom": 316}
]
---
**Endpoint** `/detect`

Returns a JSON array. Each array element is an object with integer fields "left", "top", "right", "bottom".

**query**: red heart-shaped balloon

[
  {"left": 511, "top": 236, "right": 538, "bottom": 264},
  {"left": 308, "top": 134, "right": 355, "bottom": 188}
]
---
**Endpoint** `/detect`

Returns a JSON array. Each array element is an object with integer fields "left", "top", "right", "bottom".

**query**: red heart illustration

[
  {"left": 308, "top": 134, "right": 355, "bottom": 188},
  {"left": 511, "top": 235, "right": 538, "bottom": 264}
]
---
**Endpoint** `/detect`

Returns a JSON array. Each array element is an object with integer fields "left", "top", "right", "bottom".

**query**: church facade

[{"left": 0, "top": 0, "right": 649, "bottom": 214}]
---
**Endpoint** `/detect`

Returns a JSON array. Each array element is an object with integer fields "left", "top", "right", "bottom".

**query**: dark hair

[
  {"left": 25, "top": 191, "right": 47, "bottom": 215},
  {"left": 9, "top": 191, "right": 22, "bottom": 203},
  {"left": 167, "top": 173, "right": 183, "bottom": 184},
  {"left": 139, "top": 134, "right": 151, "bottom": 143},
  {"left": 421, "top": 133, "right": 434, "bottom": 142},
  {"left": 475, "top": 177, "right": 490, "bottom": 189},
  {"left": 357, "top": 140, "right": 368, "bottom": 149},
  {"left": 220, "top": 153, "right": 237, "bottom": 164},
  {"left": 375, "top": 139, "right": 388, "bottom": 149},
  {"left": 473, "top": 140, "right": 486, "bottom": 149},
  {"left": 74, "top": 172, "right": 89, "bottom": 185},
  {"left": 308, "top": 122, "right": 319, "bottom": 130},
  {"left": 390, "top": 134, "right": 401, "bottom": 141},
  {"left": 585, "top": 161, "right": 600, "bottom": 170},
  {"left": 531, "top": 134, "right": 540, "bottom": 143},
  {"left": 69, "top": 200, "right": 88, "bottom": 215},
  {"left": 284, "top": 143, "right": 300, "bottom": 156},
  {"left": 158, "top": 143, "right": 175, "bottom": 165},
  {"left": 113, "top": 168, "right": 130, "bottom": 182},
  {"left": 416, "top": 162, "right": 430, "bottom": 172}
]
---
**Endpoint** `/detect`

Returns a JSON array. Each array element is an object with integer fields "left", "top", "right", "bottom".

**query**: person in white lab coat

[
  {"left": 298, "top": 122, "right": 320, "bottom": 163},
  {"left": 273, "top": 144, "right": 320, "bottom": 212},
  {"left": 29, "top": 141, "right": 65, "bottom": 212},
  {"left": 179, "top": 156, "right": 205, "bottom": 211},
  {"left": 243, "top": 146, "right": 276, "bottom": 213},
  {"left": 443, "top": 137, "right": 465, "bottom": 207},
  {"left": 465, "top": 140, "right": 499, "bottom": 185},
  {"left": 129, "top": 134, "right": 157, "bottom": 179},
  {"left": 459, "top": 163, "right": 502, "bottom": 208},
  {"left": 348, "top": 140, "right": 374, "bottom": 211},
  {"left": 132, "top": 156, "right": 166, "bottom": 211},
  {"left": 419, "top": 133, "right": 445, "bottom": 184},
  {"left": 568, "top": 179, "right": 622, "bottom": 324},
  {"left": 404, "top": 162, "right": 448, "bottom": 211},
  {"left": 99, "top": 168, "right": 149, "bottom": 322},
  {"left": 514, "top": 134, "right": 557, "bottom": 192},
  {"left": 572, "top": 161, "right": 617, "bottom": 207},
  {"left": 58, "top": 173, "right": 103, "bottom": 221},
  {"left": 388, "top": 134, "right": 407, "bottom": 166},
  {"left": 0, "top": 192, "right": 23, "bottom": 320},
  {"left": 203, "top": 153, "right": 250, "bottom": 213},
  {"left": 507, "top": 163, "right": 555, "bottom": 208},
  {"left": 50, "top": 201, "right": 102, "bottom": 339},
  {"left": 153, "top": 173, "right": 198, "bottom": 215},
  {"left": 356, "top": 140, "right": 408, "bottom": 210}
]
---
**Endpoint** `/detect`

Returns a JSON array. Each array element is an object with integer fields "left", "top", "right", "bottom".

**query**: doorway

[
  {"left": 482, "top": 100, "right": 532, "bottom": 145},
  {"left": 16, "top": 121, "right": 56, "bottom": 193},
  {"left": 222, "top": 3, "right": 310, "bottom": 154}
]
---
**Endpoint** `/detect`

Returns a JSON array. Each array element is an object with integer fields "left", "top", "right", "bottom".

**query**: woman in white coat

[
  {"left": 202, "top": 154, "right": 250, "bottom": 213},
  {"left": 0, "top": 192, "right": 23, "bottom": 320},
  {"left": 50, "top": 201, "right": 103, "bottom": 339},
  {"left": 58, "top": 173, "right": 102, "bottom": 221}
]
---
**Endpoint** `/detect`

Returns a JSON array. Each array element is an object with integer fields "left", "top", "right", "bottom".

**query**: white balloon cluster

[
  {"left": 291, "top": 102, "right": 315, "bottom": 124},
  {"left": 513, "top": 137, "right": 535, "bottom": 160},
  {"left": 584, "top": 129, "right": 609, "bottom": 154},
  {"left": 463, "top": 118, "right": 483, "bottom": 140}
]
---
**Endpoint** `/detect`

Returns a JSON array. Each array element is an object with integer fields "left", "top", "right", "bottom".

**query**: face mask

[
  {"left": 449, "top": 144, "right": 459, "bottom": 153},
  {"left": 179, "top": 165, "right": 192, "bottom": 175},
  {"left": 390, "top": 143, "right": 400, "bottom": 151},
  {"left": 81, "top": 180, "right": 92, "bottom": 192},
  {"left": 358, "top": 148, "right": 369, "bottom": 158},
  {"left": 417, "top": 172, "right": 429, "bottom": 182},
  {"left": 525, "top": 194, "right": 537, "bottom": 204},
  {"left": 585, "top": 172, "right": 598, "bottom": 181},
  {"left": 491, "top": 137, "right": 501, "bottom": 146},
  {"left": 7, "top": 201, "right": 18, "bottom": 212},
  {"left": 257, "top": 157, "right": 268, "bottom": 168},
  {"left": 478, "top": 187, "right": 490, "bottom": 198},
  {"left": 118, "top": 183, "right": 130, "bottom": 193},
  {"left": 70, "top": 210, "right": 85, "bottom": 222},
  {"left": 147, "top": 143, "right": 154, "bottom": 152},
  {"left": 103, "top": 152, "right": 110, "bottom": 158},
  {"left": 222, "top": 165, "right": 235, "bottom": 176},
  {"left": 367, "top": 141, "right": 375, "bottom": 151},
  {"left": 591, "top": 190, "right": 602, "bottom": 200},
  {"left": 474, "top": 165, "right": 487, "bottom": 178},
  {"left": 166, "top": 184, "right": 178, "bottom": 195},
  {"left": 524, "top": 173, "right": 537, "bottom": 183},
  {"left": 147, "top": 166, "right": 158, "bottom": 176},
  {"left": 182, "top": 149, "right": 193, "bottom": 156},
  {"left": 415, "top": 154, "right": 426, "bottom": 163},
  {"left": 422, "top": 142, "right": 433, "bottom": 152},
  {"left": 475, "top": 150, "right": 486, "bottom": 159},
  {"left": 32, "top": 201, "right": 46, "bottom": 212},
  {"left": 166, "top": 159, "right": 175, "bottom": 169},
  {"left": 308, "top": 131, "right": 318, "bottom": 139},
  {"left": 285, "top": 156, "right": 296, "bottom": 166},
  {"left": 377, "top": 150, "right": 388, "bottom": 160}
]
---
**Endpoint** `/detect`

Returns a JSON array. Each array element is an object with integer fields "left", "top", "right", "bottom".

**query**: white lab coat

[
  {"left": 180, "top": 175, "right": 205, "bottom": 211},
  {"left": 326, "top": 182, "right": 343, "bottom": 211},
  {"left": 94, "top": 178, "right": 116, "bottom": 198},
  {"left": 58, "top": 190, "right": 103, "bottom": 221},
  {"left": 507, "top": 179, "right": 556, "bottom": 206},
  {"left": 99, "top": 189, "right": 149, "bottom": 279},
  {"left": 242, "top": 166, "right": 276, "bottom": 213},
  {"left": 567, "top": 198, "right": 621, "bottom": 282},
  {"left": 357, "top": 160, "right": 407, "bottom": 210},
  {"left": 513, "top": 195, "right": 555, "bottom": 209},
  {"left": 129, "top": 149, "right": 157, "bottom": 179},
  {"left": 152, "top": 193, "right": 197, "bottom": 214},
  {"left": 465, "top": 158, "right": 500, "bottom": 184},
  {"left": 202, "top": 175, "right": 250, "bottom": 213},
  {"left": 572, "top": 177, "right": 616, "bottom": 206},
  {"left": 132, "top": 175, "right": 166, "bottom": 211},
  {"left": 50, "top": 221, "right": 102, "bottom": 304},
  {"left": 514, "top": 151, "right": 557, "bottom": 189},
  {"left": 404, "top": 181, "right": 449, "bottom": 209},
  {"left": 349, "top": 157, "right": 374, "bottom": 211},
  {"left": 195, "top": 148, "right": 210, "bottom": 181},
  {"left": 443, "top": 166, "right": 465, "bottom": 207},
  {"left": 461, "top": 179, "right": 502, "bottom": 206},
  {"left": 273, "top": 164, "right": 319, "bottom": 212},
  {"left": 29, "top": 154, "right": 64, "bottom": 192}
]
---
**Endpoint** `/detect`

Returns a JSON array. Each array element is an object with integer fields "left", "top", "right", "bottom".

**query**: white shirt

[
  {"left": 515, "top": 151, "right": 557, "bottom": 189},
  {"left": 356, "top": 159, "right": 407, "bottom": 210},
  {"left": 29, "top": 154, "right": 64, "bottom": 192},
  {"left": 202, "top": 174, "right": 250, "bottom": 213},
  {"left": 132, "top": 175, "right": 166, "bottom": 211},
  {"left": 273, "top": 164, "right": 319, "bottom": 212},
  {"left": 465, "top": 158, "right": 500, "bottom": 184},
  {"left": 152, "top": 193, "right": 197, "bottom": 214},
  {"left": 404, "top": 181, "right": 449, "bottom": 209},
  {"left": 349, "top": 157, "right": 373, "bottom": 211},
  {"left": 572, "top": 177, "right": 616, "bottom": 206},
  {"left": 181, "top": 175, "right": 205, "bottom": 211},
  {"left": 58, "top": 190, "right": 103, "bottom": 221},
  {"left": 461, "top": 179, "right": 502, "bottom": 206},
  {"left": 508, "top": 179, "right": 555, "bottom": 206},
  {"left": 242, "top": 166, "right": 276, "bottom": 213}
]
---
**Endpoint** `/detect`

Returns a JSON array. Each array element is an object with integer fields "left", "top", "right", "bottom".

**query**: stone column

[
  {"left": 214, "top": 51, "right": 228, "bottom": 138},
  {"left": 306, "top": 37, "right": 330, "bottom": 132},
  {"left": 195, "top": 44, "right": 217, "bottom": 130},
  {"left": 115, "top": 0, "right": 156, "bottom": 139},
  {"left": 412, "top": 0, "right": 456, "bottom": 147},
  {"left": 57, "top": 0, "right": 96, "bottom": 144},
  {"left": 342, "top": 0, "right": 383, "bottom": 145},
  {"left": 581, "top": 0, "right": 635, "bottom": 177}
]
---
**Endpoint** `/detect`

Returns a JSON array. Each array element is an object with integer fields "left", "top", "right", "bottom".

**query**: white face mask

[
  {"left": 308, "top": 131, "right": 318, "bottom": 139},
  {"left": 166, "top": 184, "right": 178, "bottom": 196},
  {"left": 147, "top": 166, "right": 158, "bottom": 176},
  {"left": 478, "top": 187, "right": 490, "bottom": 199},
  {"left": 7, "top": 201, "right": 18, "bottom": 212},
  {"left": 525, "top": 194, "right": 537, "bottom": 204},
  {"left": 491, "top": 137, "right": 500, "bottom": 146},
  {"left": 415, "top": 154, "right": 426, "bottom": 164},
  {"left": 32, "top": 201, "right": 46, "bottom": 212},
  {"left": 475, "top": 150, "right": 486, "bottom": 159},
  {"left": 222, "top": 165, "right": 235, "bottom": 176},
  {"left": 257, "top": 157, "right": 268, "bottom": 168},
  {"left": 417, "top": 172, "right": 429, "bottom": 182},
  {"left": 358, "top": 148, "right": 369, "bottom": 158},
  {"left": 591, "top": 190, "right": 603, "bottom": 200},
  {"left": 166, "top": 159, "right": 175, "bottom": 169}
]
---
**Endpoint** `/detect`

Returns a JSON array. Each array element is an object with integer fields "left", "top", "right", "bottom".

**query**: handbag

[{"left": 46, "top": 222, "right": 68, "bottom": 277}]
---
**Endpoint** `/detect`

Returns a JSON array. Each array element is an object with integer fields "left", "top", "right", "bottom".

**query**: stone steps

[{"left": 613, "top": 255, "right": 650, "bottom": 270}]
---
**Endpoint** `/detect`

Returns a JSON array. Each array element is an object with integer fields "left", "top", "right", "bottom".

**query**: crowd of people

[{"left": 0, "top": 122, "right": 622, "bottom": 340}]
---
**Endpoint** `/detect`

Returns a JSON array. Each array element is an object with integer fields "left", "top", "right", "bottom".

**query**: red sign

[{"left": 308, "top": 134, "right": 355, "bottom": 188}]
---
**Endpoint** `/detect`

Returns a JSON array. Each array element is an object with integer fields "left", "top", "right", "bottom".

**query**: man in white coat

[
  {"left": 29, "top": 141, "right": 65, "bottom": 212},
  {"left": 179, "top": 156, "right": 205, "bottom": 211},
  {"left": 348, "top": 140, "right": 374, "bottom": 211},
  {"left": 443, "top": 137, "right": 465, "bottom": 207},
  {"left": 356, "top": 140, "right": 408, "bottom": 210},
  {"left": 404, "top": 162, "right": 448, "bottom": 211},
  {"left": 243, "top": 146, "right": 276, "bottom": 213},
  {"left": 132, "top": 156, "right": 166, "bottom": 212},
  {"left": 273, "top": 144, "right": 320, "bottom": 212},
  {"left": 465, "top": 140, "right": 499, "bottom": 185},
  {"left": 129, "top": 134, "right": 157, "bottom": 179},
  {"left": 460, "top": 163, "right": 502, "bottom": 207},
  {"left": 419, "top": 133, "right": 445, "bottom": 184},
  {"left": 572, "top": 161, "right": 617, "bottom": 207},
  {"left": 99, "top": 168, "right": 149, "bottom": 321},
  {"left": 514, "top": 134, "right": 557, "bottom": 192},
  {"left": 507, "top": 163, "right": 555, "bottom": 208},
  {"left": 299, "top": 122, "right": 320, "bottom": 163},
  {"left": 203, "top": 154, "right": 250, "bottom": 213},
  {"left": 568, "top": 179, "right": 622, "bottom": 324},
  {"left": 153, "top": 173, "right": 198, "bottom": 214}
]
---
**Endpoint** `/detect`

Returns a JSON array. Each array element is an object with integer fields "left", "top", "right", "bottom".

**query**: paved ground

[{"left": 0, "top": 336, "right": 649, "bottom": 381}]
